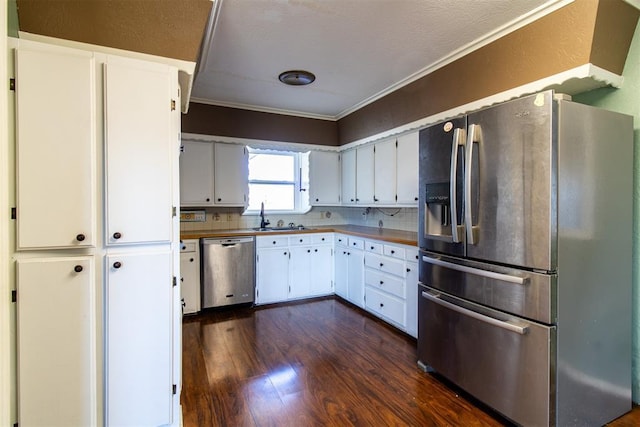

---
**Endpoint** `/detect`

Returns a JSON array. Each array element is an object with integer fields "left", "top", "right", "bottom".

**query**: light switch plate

[{"left": 180, "top": 210, "right": 206, "bottom": 222}]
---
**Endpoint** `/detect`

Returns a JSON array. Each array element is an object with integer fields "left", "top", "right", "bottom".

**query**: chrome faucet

[{"left": 259, "top": 202, "right": 270, "bottom": 229}]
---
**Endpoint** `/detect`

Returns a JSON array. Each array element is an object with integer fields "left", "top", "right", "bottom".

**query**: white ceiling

[{"left": 191, "top": 0, "right": 567, "bottom": 120}]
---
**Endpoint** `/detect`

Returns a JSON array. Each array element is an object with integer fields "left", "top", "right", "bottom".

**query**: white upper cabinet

[
  {"left": 104, "top": 56, "right": 175, "bottom": 245},
  {"left": 180, "top": 140, "right": 214, "bottom": 206},
  {"left": 15, "top": 46, "right": 96, "bottom": 250},
  {"left": 373, "top": 139, "right": 397, "bottom": 205},
  {"left": 356, "top": 145, "right": 375, "bottom": 205},
  {"left": 341, "top": 149, "right": 357, "bottom": 205},
  {"left": 214, "top": 143, "right": 248, "bottom": 206},
  {"left": 396, "top": 132, "right": 419, "bottom": 204},
  {"left": 309, "top": 150, "right": 341, "bottom": 205}
]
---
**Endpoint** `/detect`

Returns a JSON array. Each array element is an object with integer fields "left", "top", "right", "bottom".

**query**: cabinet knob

[
  {"left": 113, "top": 261, "right": 122, "bottom": 269},
  {"left": 307, "top": 249, "right": 311, "bottom": 253},
  {"left": 314, "top": 249, "right": 318, "bottom": 252},
  {"left": 380, "top": 303, "right": 384, "bottom": 308},
  {"left": 299, "top": 239, "right": 303, "bottom": 243},
  {"left": 206, "top": 198, "right": 210, "bottom": 202},
  {"left": 284, "top": 252, "right": 287, "bottom": 256},
  {"left": 74, "top": 265, "right": 83, "bottom": 273},
  {"left": 391, "top": 250, "right": 395, "bottom": 254},
  {"left": 351, "top": 198, "right": 355, "bottom": 202},
  {"left": 356, "top": 198, "right": 359, "bottom": 202},
  {"left": 374, "top": 197, "right": 379, "bottom": 202},
  {"left": 321, "top": 238, "right": 325, "bottom": 241},
  {"left": 76, "top": 234, "right": 86, "bottom": 242},
  {"left": 190, "top": 258, "right": 194, "bottom": 262},
  {"left": 406, "top": 268, "right": 411, "bottom": 272},
  {"left": 380, "top": 263, "right": 384, "bottom": 267},
  {"left": 113, "top": 232, "right": 122, "bottom": 240},
  {"left": 217, "top": 198, "right": 222, "bottom": 202},
  {"left": 181, "top": 277, "right": 184, "bottom": 282},
  {"left": 415, "top": 197, "right": 419, "bottom": 201},
  {"left": 379, "top": 280, "right": 384, "bottom": 285},
  {"left": 315, "top": 198, "right": 319, "bottom": 202},
  {"left": 272, "top": 241, "right": 277, "bottom": 245},
  {"left": 353, "top": 242, "right": 356, "bottom": 246},
  {"left": 370, "top": 246, "right": 374, "bottom": 250},
  {"left": 347, "top": 252, "right": 351, "bottom": 256}
]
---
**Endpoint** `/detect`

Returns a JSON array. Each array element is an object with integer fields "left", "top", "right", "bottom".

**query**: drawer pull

[
  {"left": 379, "top": 280, "right": 384, "bottom": 285},
  {"left": 76, "top": 233, "right": 86, "bottom": 242},
  {"left": 421, "top": 291, "right": 528, "bottom": 335},
  {"left": 74, "top": 265, "right": 83, "bottom": 273},
  {"left": 113, "top": 261, "right": 122, "bottom": 269},
  {"left": 391, "top": 250, "right": 395, "bottom": 254}
]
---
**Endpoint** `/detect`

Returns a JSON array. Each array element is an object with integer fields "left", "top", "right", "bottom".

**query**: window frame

[{"left": 244, "top": 148, "right": 310, "bottom": 215}]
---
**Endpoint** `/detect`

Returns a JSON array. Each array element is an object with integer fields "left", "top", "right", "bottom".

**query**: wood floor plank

[{"left": 182, "top": 297, "right": 640, "bottom": 427}]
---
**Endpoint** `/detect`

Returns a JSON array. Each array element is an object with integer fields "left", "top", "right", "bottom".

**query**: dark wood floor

[{"left": 181, "top": 297, "right": 640, "bottom": 426}]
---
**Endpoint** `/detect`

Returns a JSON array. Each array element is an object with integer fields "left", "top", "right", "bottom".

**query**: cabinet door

[
  {"left": 180, "top": 245, "right": 201, "bottom": 314},
  {"left": 396, "top": 132, "right": 419, "bottom": 204},
  {"left": 15, "top": 46, "right": 96, "bottom": 250},
  {"left": 356, "top": 145, "right": 374, "bottom": 205},
  {"left": 347, "top": 249, "right": 364, "bottom": 307},
  {"left": 104, "top": 56, "right": 174, "bottom": 245},
  {"left": 214, "top": 143, "right": 248, "bottom": 205},
  {"left": 335, "top": 247, "right": 349, "bottom": 298},
  {"left": 309, "top": 151, "right": 341, "bottom": 205},
  {"left": 405, "top": 261, "right": 418, "bottom": 338},
  {"left": 289, "top": 246, "right": 311, "bottom": 298},
  {"left": 106, "top": 251, "right": 173, "bottom": 426},
  {"left": 180, "top": 141, "right": 214, "bottom": 206},
  {"left": 374, "top": 139, "right": 397, "bottom": 204},
  {"left": 310, "top": 245, "right": 334, "bottom": 295},
  {"left": 256, "top": 248, "right": 289, "bottom": 304},
  {"left": 341, "top": 149, "right": 357, "bottom": 205},
  {"left": 17, "top": 257, "right": 96, "bottom": 426}
]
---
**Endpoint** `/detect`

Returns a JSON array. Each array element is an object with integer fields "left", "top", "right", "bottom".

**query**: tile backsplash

[{"left": 180, "top": 206, "right": 418, "bottom": 233}]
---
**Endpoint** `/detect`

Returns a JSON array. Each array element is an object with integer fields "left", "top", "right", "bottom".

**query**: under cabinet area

[{"left": 179, "top": 140, "right": 248, "bottom": 207}]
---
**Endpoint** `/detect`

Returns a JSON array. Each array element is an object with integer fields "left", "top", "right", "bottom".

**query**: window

[{"left": 246, "top": 149, "right": 310, "bottom": 213}]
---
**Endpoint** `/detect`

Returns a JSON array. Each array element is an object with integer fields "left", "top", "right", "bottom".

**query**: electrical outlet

[
  {"left": 213, "top": 213, "right": 221, "bottom": 222},
  {"left": 227, "top": 213, "right": 233, "bottom": 221},
  {"left": 378, "top": 220, "right": 384, "bottom": 228}
]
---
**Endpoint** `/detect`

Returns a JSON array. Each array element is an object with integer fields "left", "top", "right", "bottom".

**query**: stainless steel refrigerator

[{"left": 417, "top": 91, "right": 632, "bottom": 427}]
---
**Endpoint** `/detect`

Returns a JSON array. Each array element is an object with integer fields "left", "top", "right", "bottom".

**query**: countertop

[{"left": 180, "top": 224, "right": 418, "bottom": 246}]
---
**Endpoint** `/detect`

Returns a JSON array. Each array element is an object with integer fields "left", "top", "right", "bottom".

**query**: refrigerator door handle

[
  {"left": 422, "top": 255, "right": 528, "bottom": 285},
  {"left": 450, "top": 128, "right": 466, "bottom": 243},
  {"left": 421, "top": 290, "right": 529, "bottom": 335},
  {"left": 464, "top": 124, "right": 480, "bottom": 244}
]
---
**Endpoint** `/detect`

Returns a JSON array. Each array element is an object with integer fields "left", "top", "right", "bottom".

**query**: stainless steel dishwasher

[{"left": 201, "top": 237, "right": 255, "bottom": 308}]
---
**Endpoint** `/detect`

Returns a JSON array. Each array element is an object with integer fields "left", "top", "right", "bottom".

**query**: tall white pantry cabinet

[{"left": 11, "top": 39, "right": 182, "bottom": 426}]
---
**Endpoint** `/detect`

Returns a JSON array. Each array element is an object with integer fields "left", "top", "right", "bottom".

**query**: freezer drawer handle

[
  {"left": 421, "top": 291, "right": 529, "bottom": 335},
  {"left": 422, "top": 256, "right": 527, "bottom": 285}
]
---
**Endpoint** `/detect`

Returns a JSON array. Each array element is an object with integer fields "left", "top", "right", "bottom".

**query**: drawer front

[
  {"left": 348, "top": 237, "right": 364, "bottom": 250},
  {"left": 364, "top": 269, "right": 405, "bottom": 299},
  {"left": 335, "top": 234, "right": 348, "bottom": 247},
  {"left": 289, "top": 235, "right": 311, "bottom": 246},
  {"left": 365, "top": 240, "right": 383, "bottom": 254},
  {"left": 180, "top": 240, "right": 198, "bottom": 252},
  {"left": 380, "top": 257, "right": 404, "bottom": 277},
  {"left": 257, "top": 236, "right": 289, "bottom": 248},
  {"left": 312, "top": 233, "right": 333, "bottom": 244},
  {"left": 365, "top": 287, "right": 405, "bottom": 326},
  {"left": 364, "top": 253, "right": 383, "bottom": 270},
  {"left": 383, "top": 244, "right": 405, "bottom": 260},
  {"left": 418, "top": 285, "right": 553, "bottom": 427}
]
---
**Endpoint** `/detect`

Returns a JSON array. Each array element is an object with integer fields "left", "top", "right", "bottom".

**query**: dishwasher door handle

[{"left": 222, "top": 243, "right": 237, "bottom": 247}]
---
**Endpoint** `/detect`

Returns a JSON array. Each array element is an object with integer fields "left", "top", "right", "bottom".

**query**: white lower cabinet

[
  {"left": 180, "top": 239, "right": 201, "bottom": 314},
  {"left": 106, "top": 251, "right": 174, "bottom": 426},
  {"left": 17, "top": 257, "right": 96, "bottom": 427},
  {"left": 363, "top": 240, "right": 419, "bottom": 335},
  {"left": 256, "top": 234, "right": 333, "bottom": 304},
  {"left": 335, "top": 234, "right": 365, "bottom": 308}
]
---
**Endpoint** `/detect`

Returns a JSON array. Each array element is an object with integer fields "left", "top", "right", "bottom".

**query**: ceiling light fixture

[{"left": 278, "top": 70, "right": 316, "bottom": 86}]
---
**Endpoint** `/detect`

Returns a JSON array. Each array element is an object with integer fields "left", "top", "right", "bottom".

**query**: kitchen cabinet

[
  {"left": 405, "top": 260, "right": 418, "bottom": 337},
  {"left": 335, "top": 234, "right": 365, "bottom": 307},
  {"left": 396, "top": 132, "right": 419, "bottom": 204},
  {"left": 334, "top": 238, "right": 349, "bottom": 299},
  {"left": 373, "top": 139, "right": 397, "bottom": 205},
  {"left": 14, "top": 45, "right": 97, "bottom": 250},
  {"left": 341, "top": 149, "right": 357, "bottom": 205},
  {"left": 356, "top": 145, "right": 375, "bottom": 205},
  {"left": 257, "top": 234, "right": 333, "bottom": 304},
  {"left": 256, "top": 236, "right": 289, "bottom": 304},
  {"left": 16, "top": 257, "right": 96, "bottom": 426},
  {"left": 180, "top": 239, "right": 201, "bottom": 314},
  {"left": 12, "top": 38, "right": 181, "bottom": 427},
  {"left": 104, "top": 55, "right": 174, "bottom": 246},
  {"left": 362, "top": 239, "right": 419, "bottom": 335},
  {"left": 179, "top": 140, "right": 248, "bottom": 207},
  {"left": 106, "top": 251, "right": 174, "bottom": 426},
  {"left": 180, "top": 140, "right": 214, "bottom": 206},
  {"left": 214, "top": 143, "right": 248, "bottom": 206},
  {"left": 309, "top": 150, "right": 341, "bottom": 205}
]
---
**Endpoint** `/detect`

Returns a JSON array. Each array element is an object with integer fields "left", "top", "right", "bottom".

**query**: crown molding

[{"left": 189, "top": 97, "right": 337, "bottom": 121}]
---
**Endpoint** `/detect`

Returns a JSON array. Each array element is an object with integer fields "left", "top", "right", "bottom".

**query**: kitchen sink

[{"left": 252, "top": 226, "right": 315, "bottom": 232}]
